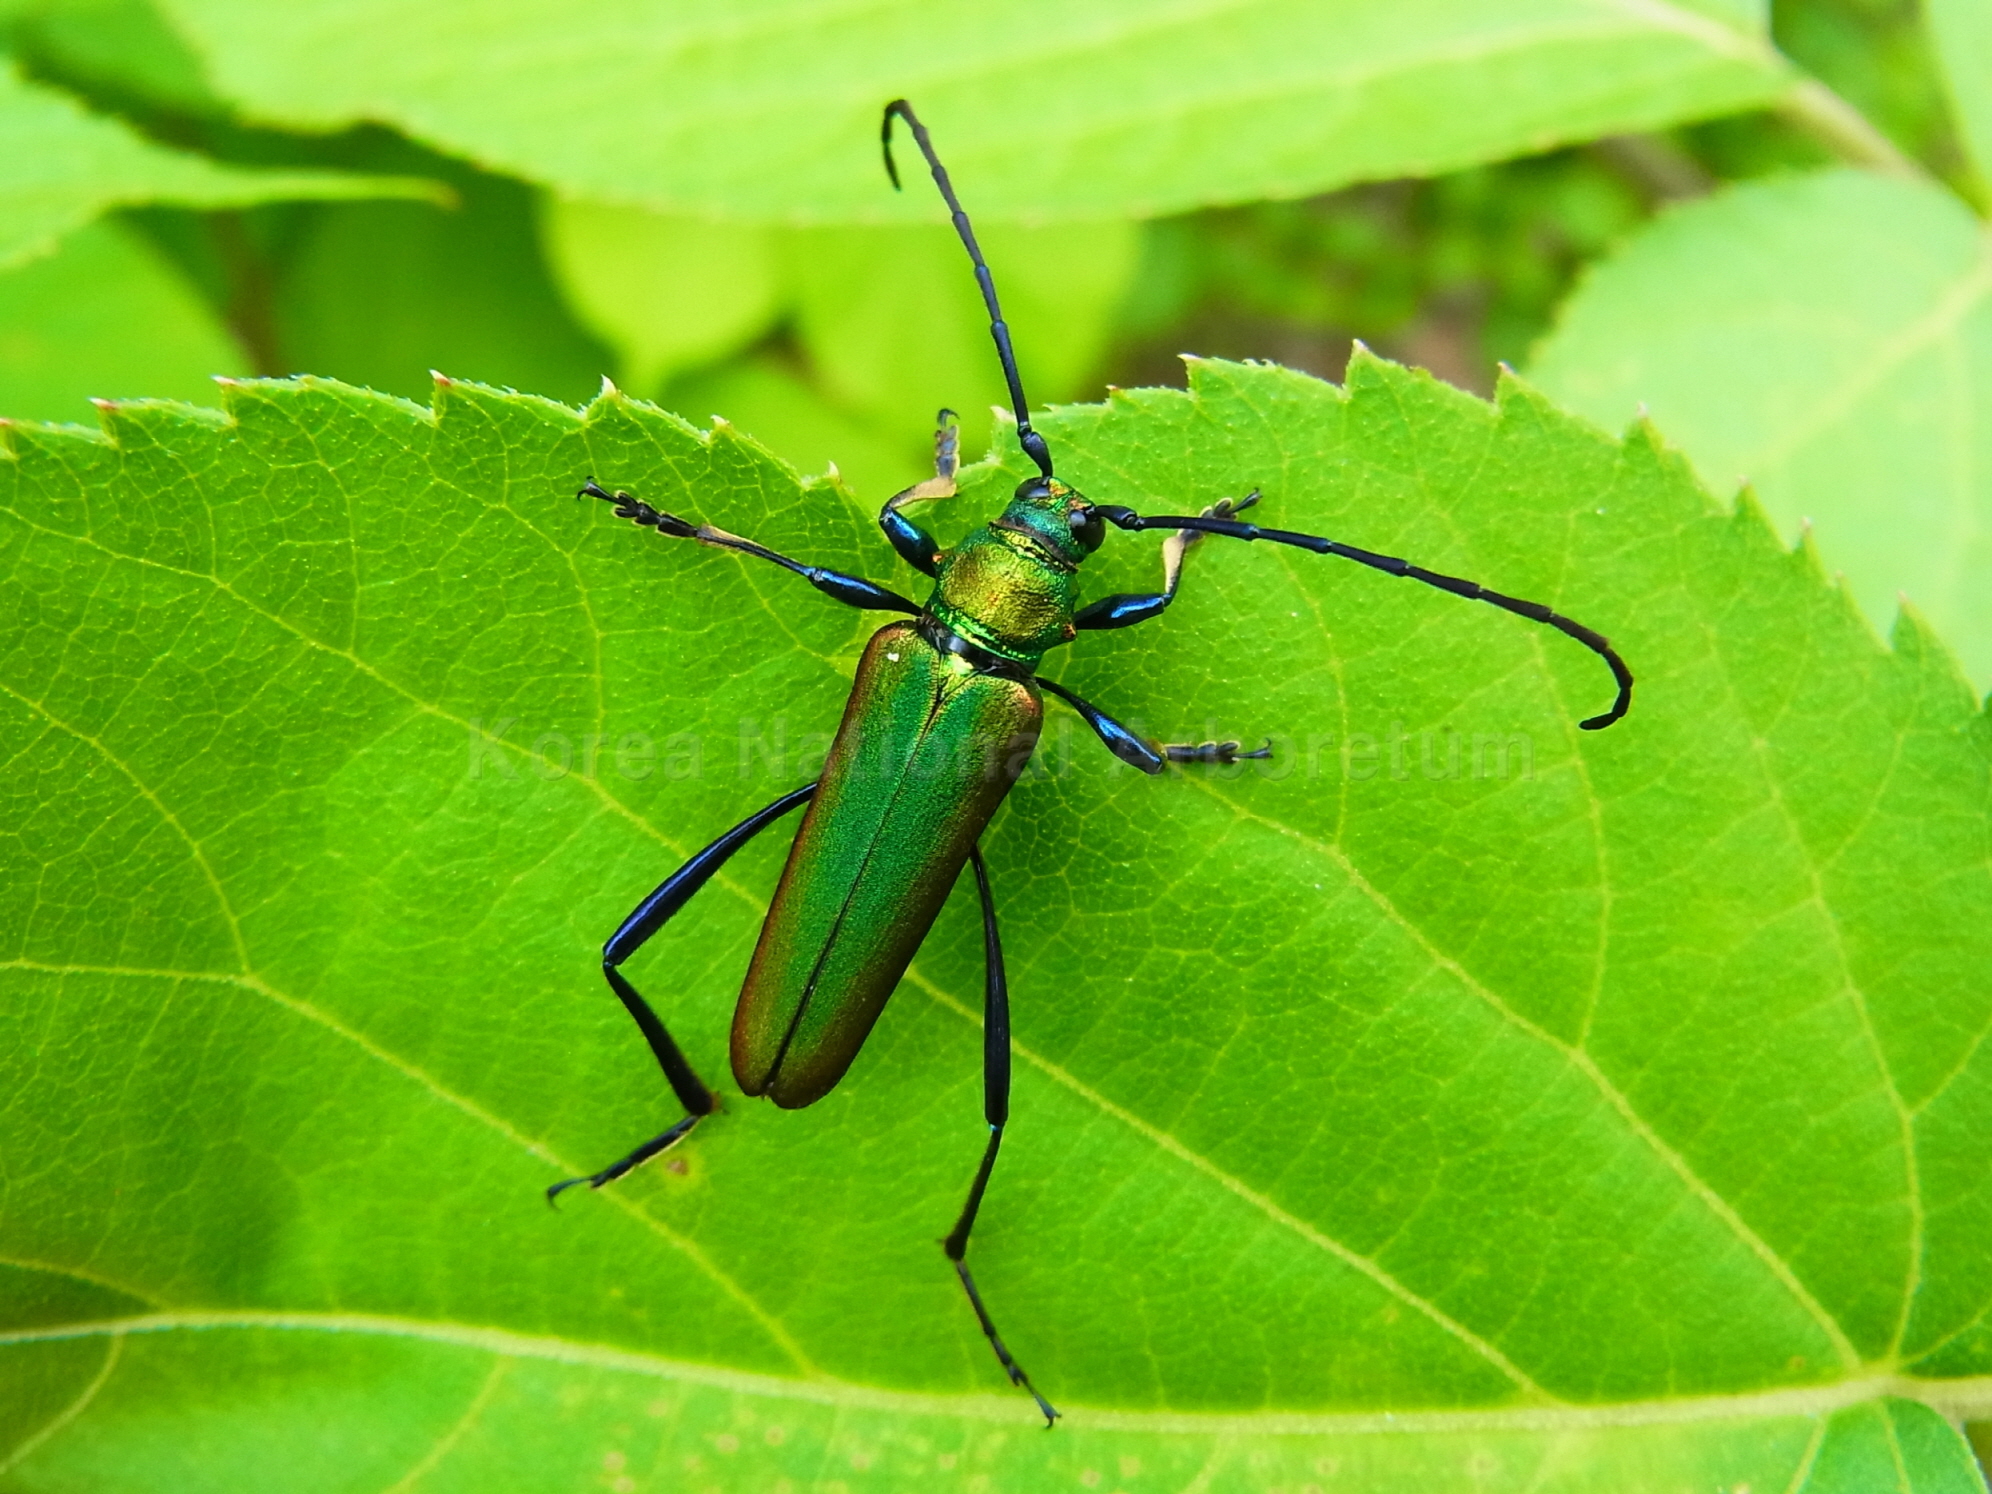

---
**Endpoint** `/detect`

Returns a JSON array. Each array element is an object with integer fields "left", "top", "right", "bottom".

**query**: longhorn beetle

[{"left": 556, "top": 99, "right": 1634, "bottom": 1424}]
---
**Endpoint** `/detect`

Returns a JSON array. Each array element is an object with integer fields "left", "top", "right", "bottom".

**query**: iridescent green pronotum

[{"left": 554, "top": 99, "right": 1635, "bottom": 1425}]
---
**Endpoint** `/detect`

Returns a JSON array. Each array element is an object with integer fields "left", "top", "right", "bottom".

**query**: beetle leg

[
  {"left": 1036, "top": 678, "right": 1268, "bottom": 774},
  {"left": 580, "top": 480, "right": 922, "bottom": 614},
  {"left": 547, "top": 782, "right": 817, "bottom": 1203},
  {"left": 1160, "top": 738, "right": 1273, "bottom": 765},
  {"left": 1073, "top": 492, "right": 1259, "bottom": 631},
  {"left": 943, "top": 846, "right": 1059, "bottom": 1427},
  {"left": 878, "top": 409, "right": 958, "bottom": 578}
]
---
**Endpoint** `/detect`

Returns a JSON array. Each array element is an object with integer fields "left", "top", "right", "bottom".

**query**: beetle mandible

[{"left": 555, "top": 98, "right": 1635, "bottom": 1425}]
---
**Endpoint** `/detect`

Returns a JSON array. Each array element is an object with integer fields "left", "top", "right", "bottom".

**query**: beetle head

[{"left": 998, "top": 476, "right": 1105, "bottom": 563}]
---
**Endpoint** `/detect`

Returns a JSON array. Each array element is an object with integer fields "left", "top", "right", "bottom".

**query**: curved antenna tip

[{"left": 880, "top": 99, "right": 912, "bottom": 190}]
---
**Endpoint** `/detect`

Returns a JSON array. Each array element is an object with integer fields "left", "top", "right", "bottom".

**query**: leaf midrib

[{"left": 6, "top": 1312, "right": 1988, "bottom": 1433}]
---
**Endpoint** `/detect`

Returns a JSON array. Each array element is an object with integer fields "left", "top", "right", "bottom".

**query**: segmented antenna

[
  {"left": 1093, "top": 504, "right": 1634, "bottom": 729},
  {"left": 882, "top": 99, "right": 1053, "bottom": 482}
]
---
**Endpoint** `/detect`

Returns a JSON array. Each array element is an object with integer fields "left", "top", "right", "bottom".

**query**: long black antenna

[
  {"left": 882, "top": 99, "right": 1053, "bottom": 482},
  {"left": 1093, "top": 503, "right": 1634, "bottom": 729}
]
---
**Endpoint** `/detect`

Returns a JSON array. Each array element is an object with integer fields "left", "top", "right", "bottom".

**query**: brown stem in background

[
  {"left": 1777, "top": 78, "right": 1925, "bottom": 178},
  {"left": 1592, "top": 134, "right": 1715, "bottom": 203},
  {"left": 207, "top": 211, "right": 284, "bottom": 377}
]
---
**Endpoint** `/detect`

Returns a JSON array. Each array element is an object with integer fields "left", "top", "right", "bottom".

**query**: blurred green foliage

[
  {"left": 0, "top": 0, "right": 1970, "bottom": 483},
  {"left": 1, "top": 0, "right": 1966, "bottom": 465}
]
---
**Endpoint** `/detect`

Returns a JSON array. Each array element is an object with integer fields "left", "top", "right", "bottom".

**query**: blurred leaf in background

[
  {"left": 0, "top": 58, "right": 435, "bottom": 270},
  {"left": 1529, "top": 1, "right": 1992, "bottom": 690},
  {"left": 7, "top": 0, "right": 221, "bottom": 115},
  {"left": 154, "top": 0, "right": 1795, "bottom": 220},
  {"left": 276, "top": 164, "right": 612, "bottom": 408},
  {"left": 1924, "top": 0, "right": 1992, "bottom": 201},
  {"left": 1773, "top": 0, "right": 1973, "bottom": 190},
  {"left": 0, "top": 217, "right": 242, "bottom": 419},
  {"left": 1530, "top": 169, "right": 1992, "bottom": 684},
  {"left": 540, "top": 202, "right": 781, "bottom": 396},
  {"left": 539, "top": 202, "right": 1143, "bottom": 493}
]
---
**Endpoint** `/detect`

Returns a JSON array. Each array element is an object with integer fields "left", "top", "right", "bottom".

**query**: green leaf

[
  {"left": 0, "top": 60, "right": 442, "bottom": 269},
  {"left": 2, "top": 355, "right": 1988, "bottom": 1489},
  {"left": 785, "top": 220, "right": 1143, "bottom": 464},
  {"left": 0, "top": 217, "right": 244, "bottom": 421},
  {"left": 1528, "top": 167, "right": 1992, "bottom": 689},
  {"left": 273, "top": 178, "right": 614, "bottom": 408},
  {"left": 537, "top": 208, "right": 1142, "bottom": 490},
  {"left": 9, "top": 0, "right": 227, "bottom": 116},
  {"left": 661, "top": 355, "right": 923, "bottom": 507},
  {"left": 155, "top": 0, "right": 1791, "bottom": 221},
  {"left": 1927, "top": 0, "right": 1992, "bottom": 191},
  {"left": 538, "top": 202, "right": 782, "bottom": 398}
]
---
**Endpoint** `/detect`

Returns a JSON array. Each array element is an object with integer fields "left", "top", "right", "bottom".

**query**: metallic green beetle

[{"left": 555, "top": 99, "right": 1634, "bottom": 1424}]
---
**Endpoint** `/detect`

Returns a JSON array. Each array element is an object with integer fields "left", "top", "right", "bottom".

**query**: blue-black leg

[
  {"left": 1036, "top": 678, "right": 1269, "bottom": 776},
  {"left": 1074, "top": 493, "right": 1258, "bottom": 632},
  {"left": 880, "top": 410, "right": 958, "bottom": 578},
  {"left": 547, "top": 783, "right": 817, "bottom": 1203},
  {"left": 580, "top": 480, "right": 921, "bottom": 614},
  {"left": 944, "top": 846, "right": 1058, "bottom": 1426}
]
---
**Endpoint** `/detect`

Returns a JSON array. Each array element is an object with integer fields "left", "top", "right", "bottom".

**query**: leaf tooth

[
  {"left": 1782, "top": 518, "right": 1889, "bottom": 649},
  {"left": 1728, "top": 482, "right": 1786, "bottom": 554},
  {"left": 1888, "top": 596, "right": 1980, "bottom": 704},
  {"left": 580, "top": 376, "right": 633, "bottom": 425},
  {"left": 1789, "top": 517, "right": 1832, "bottom": 586},
  {"left": 89, "top": 398, "right": 125, "bottom": 444},
  {"left": 1338, "top": 339, "right": 1387, "bottom": 392},
  {"left": 1615, "top": 412, "right": 1706, "bottom": 500},
  {"left": 802, "top": 459, "right": 859, "bottom": 503},
  {"left": 0, "top": 417, "right": 16, "bottom": 461}
]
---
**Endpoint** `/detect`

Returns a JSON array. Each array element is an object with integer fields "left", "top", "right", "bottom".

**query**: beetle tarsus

[
  {"left": 545, "top": 1110, "right": 706, "bottom": 1205},
  {"left": 579, "top": 478, "right": 699, "bottom": 537},
  {"left": 953, "top": 1258, "right": 1060, "bottom": 1427},
  {"left": 1160, "top": 737, "right": 1273, "bottom": 765}
]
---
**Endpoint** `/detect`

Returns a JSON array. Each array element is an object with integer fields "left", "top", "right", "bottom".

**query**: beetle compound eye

[{"left": 1068, "top": 506, "right": 1105, "bottom": 553}]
